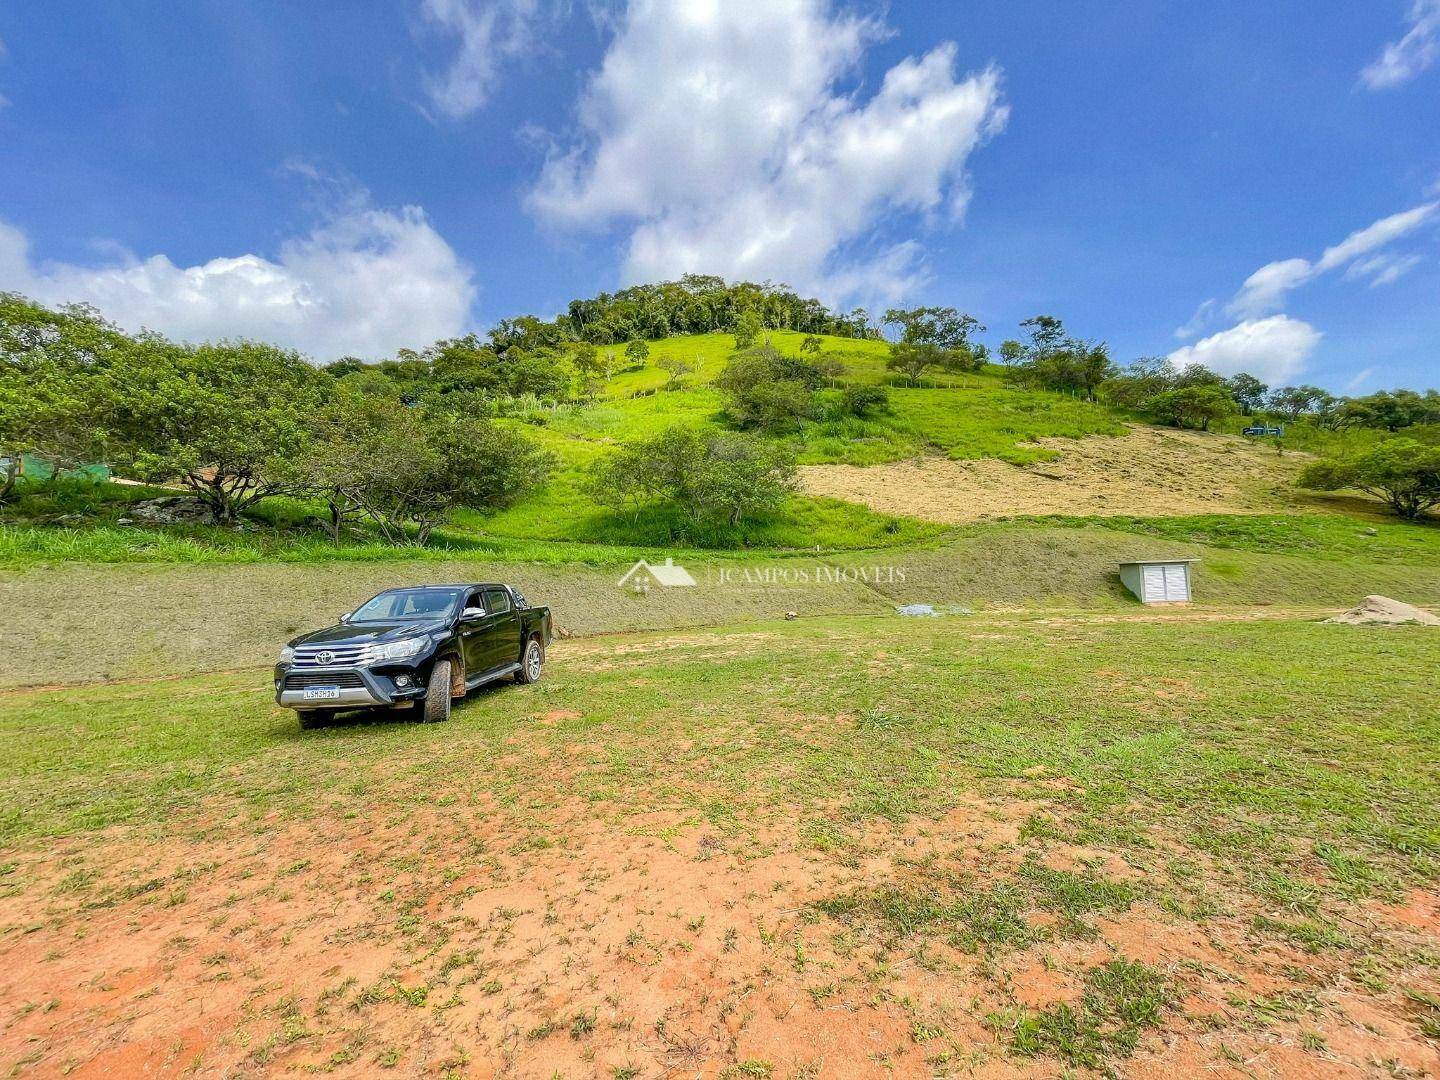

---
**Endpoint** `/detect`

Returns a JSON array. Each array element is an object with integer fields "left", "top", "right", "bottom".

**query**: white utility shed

[{"left": 1119, "top": 559, "right": 1198, "bottom": 604}]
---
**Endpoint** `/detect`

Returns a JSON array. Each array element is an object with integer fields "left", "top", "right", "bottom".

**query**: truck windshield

[{"left": 350, "top": 588, "right": 464, "bottom": 622}]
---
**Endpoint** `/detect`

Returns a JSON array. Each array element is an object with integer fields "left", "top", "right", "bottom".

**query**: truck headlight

[
  {"left": 366, "top": 636, "right": 429, "bottom": 663},
  {"left": 278, "top": 645, "right": 295, "bottom": 664}
]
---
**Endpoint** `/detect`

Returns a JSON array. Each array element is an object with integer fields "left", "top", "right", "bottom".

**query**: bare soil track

[
  {"left": 4, "top": 791, "right": 1437, "bottom": 1079},
  {"left": 799, "top": 426, "right": 1316, "bottom": 523}
]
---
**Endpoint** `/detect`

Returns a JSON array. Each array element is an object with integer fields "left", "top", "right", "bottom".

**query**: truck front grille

[
  {"left": 292, "top": 643, "right": 369, "bottom": 668},
  {"left": 284, "top": 672, "right": 366, "bottom": 690}
]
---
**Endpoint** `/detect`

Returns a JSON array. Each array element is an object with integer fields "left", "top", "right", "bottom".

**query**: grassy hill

[
  {"left": 472, "top": 330, "right": 1133, "bottom": 547},
  {"left": 4, "top": 328, "right": 1437, "bottom": 647}
]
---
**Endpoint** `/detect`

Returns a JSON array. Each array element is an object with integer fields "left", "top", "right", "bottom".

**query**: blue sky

[{"left": 1, "top": 1, "right": 1437, "bottom": 391}]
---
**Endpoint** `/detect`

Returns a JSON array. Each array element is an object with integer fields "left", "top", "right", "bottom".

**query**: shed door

[
  {"left": 1142, "top": 565, "right": 1167, "bottom": 602},
  {"left": 1162, "top": 564, "right": 1189, "bottom": 601}
]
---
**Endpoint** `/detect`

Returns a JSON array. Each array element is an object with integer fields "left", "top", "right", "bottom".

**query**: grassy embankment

[{"left": 4, "top": 516, "right": 1439, "bottom": 687}]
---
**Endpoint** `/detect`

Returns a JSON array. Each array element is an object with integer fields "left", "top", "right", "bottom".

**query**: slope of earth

[
  {"left": 799, "top": 425, "right": 1318, "bottom": 522},
  {"left": 6, "top": 519, "right": 1440, "bottom": 687},
  {"left": 2, "top": 615, "right": 1437, "bottom": 1078}
]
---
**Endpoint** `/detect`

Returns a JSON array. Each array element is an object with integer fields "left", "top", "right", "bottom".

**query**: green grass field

[{"left": 3, "top": 614, "right": 1437, "bottom": 1076}]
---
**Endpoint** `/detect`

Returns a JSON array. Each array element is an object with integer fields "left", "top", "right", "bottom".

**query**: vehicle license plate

[{"left": 303, "top": 686, "right": 341, "bottom": 701}]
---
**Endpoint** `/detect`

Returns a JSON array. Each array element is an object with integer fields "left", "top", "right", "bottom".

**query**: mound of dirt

[
  {"left": 1326, "top": 595, "right": 1440, "bottom": 626},
  {"left": 799, "top": 425, "right": 1309, "bottom": 522}
]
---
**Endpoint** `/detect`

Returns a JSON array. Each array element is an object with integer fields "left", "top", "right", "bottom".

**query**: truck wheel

[
  {"left": 423, "top": 660, "right": 453, "bottom": 723},
  {"left": 515, "top": 636, "right": 544, "bottom": 684},
  {"left": 299, "top": 710, "right": 335, "bottom": 730}
]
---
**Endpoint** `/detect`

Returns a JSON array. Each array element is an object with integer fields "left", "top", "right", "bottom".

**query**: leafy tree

[
  {"left": 624, "top": 337, "right": 651, "bottom": 365},
  {"left": 572, "top": 342, "right": 601, "bottom": 377},
  {"left": 733, "top": 310, "right": 764, "bottom": 350},
  {"left": 1005, "top": 316, "right": 1115, "bottom": 401},
  {"left": 1340, "top": 389, "right": 1440, "bottom": 432},
  {"left": 715, "top": 344, "right": 824, "bottom": 431},
  {"left": 502, "top": 348, "right": 571, "bottom": 399},
  {"left": 1298, "top": 439, "right": 1440, "bottom": 520},
  {"left": 1266, "top": 385, "right": 1336, "bottom": 422},
  {"left": 800, "top": 335, "right": 824, "bottom": 355},
  {"left": 587, "top": 426, "right": 795, "bottom": 527},
  {"left": 488, "top": 314, "right": 569, "bottom": 355},
  {"left": 883, "top": 306, "right": 986, "bottom": 383},
  {"left": 1019, "top": 315, "right": 1066, "bottom": 358},
  {"left": 815, "top": 356, "right": 847, "bottom": 387},
  {"left": 1172, "top": 362, "right": 1226, "bottom": 388},
  {"left": 885, "top": 342, "right": 943, "bottom": 386},
  {"left": 286, "top": 392, "right": 554, "bottom": 544},
  {"left": 1012, "top": 340, "right": 1115, "bottom": 401},
  {"left": 324, "top": 357, "right": 366, "bottom": 378},
  {"left": 0, "top": 295, "right": 126, "bottom": 497},
  {"left": 658, "top": 357, "right": 693, "bottom": 389},
  {"left": 1103, "top": 357, "right": 1176, "bottom": 409},
  {"left": 701, "top": 431, "right": 797, "bottom": 526},
  {"left": 1225, "top": 373, "right": 1269, "bottom": 415},
  {"left": 562, "top": 275, "right": 872, "bottom": 345},
  {"left": 112, "top": 339, "right": 324, "bottom": 524},
  {"left": 883, "top": 306, "right": 982, "bottom": 351},
  {"left": 998, "top": 340, "right": 1025, "bottom": 367},
  {"left": 1142, "top": 384, "right": 1237, "bottom": 431}
]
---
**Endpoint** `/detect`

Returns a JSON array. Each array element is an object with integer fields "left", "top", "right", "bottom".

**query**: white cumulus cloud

[
  {"left": 0, "top": 203, "right": 475, "bottom": 361},
  {"left": 526, "top": 0, "right": 1008, "bottom": 307},
  {"left": 418, "top": 0, "right": 545, "bottom": 120},
  {"left": 1227, "top": 201, "right": 1438, "bottom": 317},
  {"left": 1167, "top": 315, "right": 1321, "bottom": 385},
  {"left": 1360, "top": 0, "right": 1440, "bottom": 90}
]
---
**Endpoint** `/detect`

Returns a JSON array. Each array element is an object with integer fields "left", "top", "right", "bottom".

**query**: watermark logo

[
  {"left": 618, "top": 558, "right": 697, "bottom": 593},
  {"left": 710, "top": 565, "right": 906, "bottom": 586}
]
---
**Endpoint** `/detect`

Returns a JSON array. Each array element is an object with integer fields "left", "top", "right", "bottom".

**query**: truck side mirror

[
  {"left": 461, "top": 606, "right": 486, "bottom": 621},
  {"left": 339, "top": 611, "right": 352, "bottom": 624}
]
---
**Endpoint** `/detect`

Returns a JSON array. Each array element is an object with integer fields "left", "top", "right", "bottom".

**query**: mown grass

[
  {"left": 5, "top": 616, "right": 1437, "bottom": 884},
  {"left": 6, "top": 612, "right": 1436, "bottom": 1073}
]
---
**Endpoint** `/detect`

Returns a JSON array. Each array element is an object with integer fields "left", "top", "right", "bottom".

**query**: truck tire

[
  {"left": 299, "top": 710, "right": 335, "bottom": 730},
  {"left": 515, "top": 636, "right": 544, "bottom": 684},
  {"left": 423, "top": 660, "right": 453, "bottom": 723}
]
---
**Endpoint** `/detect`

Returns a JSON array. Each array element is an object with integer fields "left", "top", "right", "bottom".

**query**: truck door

[
  {"left": 458, "top": 588, "right": 489, "bottom": 675},
  {"left": 482, "top": 588, "right": 520, "bottom": 670}
]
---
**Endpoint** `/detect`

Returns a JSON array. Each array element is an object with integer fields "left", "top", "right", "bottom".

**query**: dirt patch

[
  {"left": 799, "top": 425, "right": 1311, "bottom": 522},
  {"left": 1326, "top": 594, "right": 1440, "bottom": 626},
  {"left": 6, "top": 793, "right": 1437, "bottom": 1078}
]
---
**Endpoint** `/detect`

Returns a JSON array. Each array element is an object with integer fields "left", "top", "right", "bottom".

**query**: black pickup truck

[{"left": 274, "top": 583, "right": 552, "bottom": 728}]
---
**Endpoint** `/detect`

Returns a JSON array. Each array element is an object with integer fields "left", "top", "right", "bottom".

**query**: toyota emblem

[{"left": 316, "top": 650, "right": 335, "bottom": 665}]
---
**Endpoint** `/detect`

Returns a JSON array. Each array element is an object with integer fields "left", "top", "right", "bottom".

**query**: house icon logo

[{"left": 617, "top": 557, "right": 697, "bottom": 593}]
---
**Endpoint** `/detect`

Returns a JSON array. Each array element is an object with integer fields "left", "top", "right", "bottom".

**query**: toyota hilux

[{"left": 274, "top": 583, "right": 551, "bottom": 728}]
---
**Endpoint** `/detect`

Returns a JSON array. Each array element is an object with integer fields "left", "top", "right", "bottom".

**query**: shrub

[
  {"left": 587, "top": 426, "right": 796, "bottom": 527},
  {"left": 715, "top": 345, "right": 826, "bottom": 431},
  {"left": 840, "top": 385, "right": 891, "bottom": 418},
  {"left": 1142, "top": 384, "right": 1236, "bottom": 431},
  {"left": 1298, "top": 438, "right": 1440, "bottom": 520}
]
